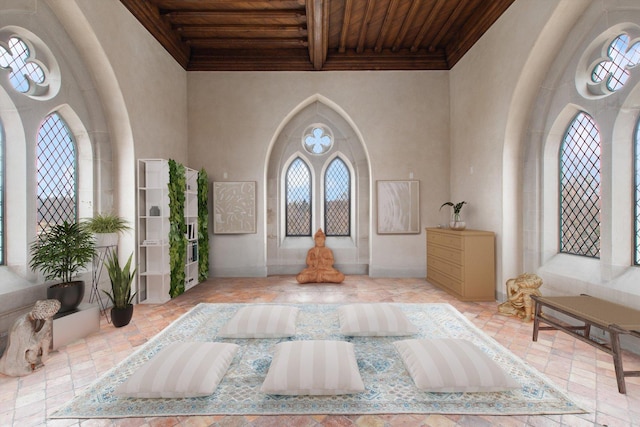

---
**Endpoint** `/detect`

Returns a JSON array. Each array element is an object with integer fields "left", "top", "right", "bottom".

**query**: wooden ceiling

[{"left": 119, "top": 0, "right": 516, "bottom": 71}]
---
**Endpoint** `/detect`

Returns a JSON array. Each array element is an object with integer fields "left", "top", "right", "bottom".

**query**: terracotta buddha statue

[{"left": 296, "top": 228, "right": 345, "bottom": 284}]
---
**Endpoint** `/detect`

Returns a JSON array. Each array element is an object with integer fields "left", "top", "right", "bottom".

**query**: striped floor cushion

[
  {"left": 394, "top": 338, "right": 520, "bottom": 392},
  {"left": 218, "top": 305, "right": 299, "bottom": 338},
  {"left": 115, "top": 342, "right": 239, "bottom": 398},
  {"left": 261, "top": 340, "right": 365, "bottom": 395},
  {"left": 338, "top": 303, "right": 418, "bottom": 336}
]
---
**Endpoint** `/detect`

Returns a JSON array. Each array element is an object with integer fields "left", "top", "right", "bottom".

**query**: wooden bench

[{"left": 531, "top": 294, "right": 640, "bottom": 394}]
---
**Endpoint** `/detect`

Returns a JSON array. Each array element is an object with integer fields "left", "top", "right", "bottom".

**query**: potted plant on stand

[
  {"left": 29, "top": 221, "right": 97, "bottom": 314},
  {"left": 103, "top": 251, "right": 137, "bottom": 327},
  {"left": 440, "top": 201, "right": 467, "bottom": 230},
  {"left": 82, "top": 212, "right": 131, "bottom": 247}
]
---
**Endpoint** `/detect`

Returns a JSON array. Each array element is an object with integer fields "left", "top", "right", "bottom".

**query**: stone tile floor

[{"left": 2, "top": 275, "right": 640, "bottom": 426}]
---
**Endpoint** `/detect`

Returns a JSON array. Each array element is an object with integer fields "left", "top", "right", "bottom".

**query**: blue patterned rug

[{"left": 50, "top": 303, "right": 583, "bottom": 418}]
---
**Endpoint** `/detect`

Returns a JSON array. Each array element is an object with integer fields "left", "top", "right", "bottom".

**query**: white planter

[{"left": 94, "top": 233, "right": 118, "bottom": 247}]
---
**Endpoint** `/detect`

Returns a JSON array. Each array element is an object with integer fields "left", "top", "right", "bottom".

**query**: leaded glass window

[
  {"left": 559, "top": 112, "right": 601, "bottom": 257},
  {"left": 0, "top": 36, "right": 46, "bottom": 94},
  {"left": 592, "top": 34, "right": 640, "bottom": 93},
  {"left": 635, "top": 117, "right": 640, "bottom": 265},
  {"left": 36, "top": 113, "right": 77, "bottom": 234},
  {"left": 324, "top": 157, "right": 350, "bottom": 236},
  {"left": 286, "top": 157, "right": 311, "bottom": 236}
]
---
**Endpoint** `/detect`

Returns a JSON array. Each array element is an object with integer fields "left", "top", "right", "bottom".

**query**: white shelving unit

[
  {"left": 137, "top": 159, "right": 199, "bottom": 304},
  {"left": 185, "top": 167, "right": 199, "bottom": 292}
]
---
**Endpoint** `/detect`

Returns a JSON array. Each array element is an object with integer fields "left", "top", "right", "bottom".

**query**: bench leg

[
  {"left": 532, "top": 301, "right": 542, "bottom": 342},
  {"left": 610, "top": 330, "right": 627, "bottom": 394},
  {"left": 583, "top": 323, "right": 591, "bottom": 338}
]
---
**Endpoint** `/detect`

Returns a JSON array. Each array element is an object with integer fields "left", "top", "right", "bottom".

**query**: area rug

[{"left": 50, "top": 303, "right": 584, "bottom": 418}]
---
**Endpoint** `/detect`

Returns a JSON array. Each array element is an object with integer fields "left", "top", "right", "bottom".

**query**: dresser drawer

[
  {"left": 428, "top": 257, "right": 463, "bottom": 281},
  {"left": 427, "top": 231, "right": 463, "bottom": 250},
  {"left": 427, "top": 243, "right": 463, "bottom": 265},
  {"left": 427, "top": 268, "right": 463, "bottom": 295}
]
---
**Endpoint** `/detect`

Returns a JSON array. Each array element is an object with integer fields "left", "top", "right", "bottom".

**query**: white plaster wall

[
  {"left": 73, "top": 0, "right": 188, "bottom": 164},
  {"left": 188, "top": 71, "right": 450, "bottom": 277},
  {"left": 449, "top": 0, "right": 581, "bottom": 299}
]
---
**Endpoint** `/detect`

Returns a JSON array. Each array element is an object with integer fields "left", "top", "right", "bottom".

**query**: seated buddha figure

[{"left": 296, "top": 228, "right": 345, "bottom": 284}]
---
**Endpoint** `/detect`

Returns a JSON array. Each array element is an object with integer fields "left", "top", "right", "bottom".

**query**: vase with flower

[{"left": 440, "top": 201, "right": 467, "bottom": 230}]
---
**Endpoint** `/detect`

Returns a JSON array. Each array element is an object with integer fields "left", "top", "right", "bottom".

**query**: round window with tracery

[
  {"left": 302, "top": 124, "right": 333, "bottom": 155},
  {"left": 0, "top": 29, "right": 60, "bottom": 100}
]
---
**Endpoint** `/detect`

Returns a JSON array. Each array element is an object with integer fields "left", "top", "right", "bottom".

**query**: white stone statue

[{"left": 0, "top": 299, "right": 61, "bottom": 376}]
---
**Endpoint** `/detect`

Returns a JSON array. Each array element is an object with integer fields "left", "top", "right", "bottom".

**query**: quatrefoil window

[
  {"left": 591, "top": 34, "right": 640, "bottom": 93},
  {"left": 0, "top": 36, "right": 47, "bottom": 95},
  {"left": 302, "top": 124, "right": 333, "bottom": 155}
]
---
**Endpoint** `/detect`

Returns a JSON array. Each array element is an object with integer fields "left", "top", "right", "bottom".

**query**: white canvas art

[
  {"left": 213, "top": 181, "right": 256, "bottom": 234},
  {"left": 377, "top": 180, "right": 420, "bottom": 234}
]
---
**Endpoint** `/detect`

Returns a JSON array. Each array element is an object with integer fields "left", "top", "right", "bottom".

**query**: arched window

[
  {"left": 286, "top": 157, "right": 311, "bottom": 236},
  {"left": 635, "top": 117, "right": 640, "bottom": 265},
  {"left": 559, "top": 112, "right": 601, "bottom": 258},
  {"left": 324, "top": 157, "right": 350, "bottom": 236},
  {"left": 36, "top": 113, "right": 77, "bottom": 234}
]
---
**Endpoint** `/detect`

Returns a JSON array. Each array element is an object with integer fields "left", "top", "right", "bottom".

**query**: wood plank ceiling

[{"left": 119, "top": 0, "right": 516, "bottom": 71}]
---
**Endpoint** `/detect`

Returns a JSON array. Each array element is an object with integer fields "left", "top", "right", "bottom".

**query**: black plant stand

[{"left": 90, "top": 244, "right": 116, "bottom": 323}]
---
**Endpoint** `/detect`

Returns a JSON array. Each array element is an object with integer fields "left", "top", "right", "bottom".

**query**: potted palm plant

[
  {"left": 440, "top": 201, "right": 467, "bottom": 230},
  {"left": 103, "top": 251, "right": 137, "bottom": 327},
  {"left": 82, "top": 212, "right": 131, "bottom": 247},
  {"left": 29, "top": 221, "right": 97, "bottom": 314}
]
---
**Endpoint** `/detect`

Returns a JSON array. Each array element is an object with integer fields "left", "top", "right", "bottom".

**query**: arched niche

[{"left": 265, "top": 96, "right": 370, "bottom": 275}]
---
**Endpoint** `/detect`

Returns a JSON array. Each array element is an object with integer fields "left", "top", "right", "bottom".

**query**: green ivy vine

[
  {"left": 168, "top": 159, "right": 186, "bottom": 298},
  {"left": 197, "top": 168, "right": 209, "bottom": 282}
]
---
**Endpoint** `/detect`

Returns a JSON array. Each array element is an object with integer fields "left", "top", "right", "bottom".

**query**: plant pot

[
  {"left": 110, "top": 304, "right": 134, "bottom": 327},
  {"left": 47, "top": 280, "right": 85, "bottom": 314},
  {"left": 94, "top": 232, "right": 118, "bottom": 248}
]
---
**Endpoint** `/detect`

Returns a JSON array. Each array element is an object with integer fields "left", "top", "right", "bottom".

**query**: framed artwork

[
  {"left": 213, "top": 181, "right": 256, "bottom": 234},
  {"left": 376, "top": 180, "right": 420, "bottom": 234}
]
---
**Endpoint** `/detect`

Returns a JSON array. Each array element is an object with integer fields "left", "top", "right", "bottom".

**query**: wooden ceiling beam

[
  {"left": 188, "top": 51, "right": 313, "bottom": 71},
  {"left": 374, "top": 0, "right": 400, "bottom": 53},
  {"left": 307, "top": 0, "right": 328, "bottom": 71},
  {"left": 338, "top": 0, "right": 353, "bottom": 54},
  {"left": 177, "top": 26, "right": 307, "bottom": 39},
  {"left": 356, "top": 0, "right": 376, "bottom": 54},
  {"left": 120, "top": 0, "right": 190, "bottom": 68},
  {"left": 324, "top": 50, "right": 448, "bottom": 71},
  {"left": 165, "top": 11, "right": 307, "bottom": 26},
  {"left": 189, "top": 38, "right": 308, "bottom": 49},
  {"left": 153, "top": 0, "right": 306, "bottom": 10},
  {"left": 410, "top": 0, "right": 446, "bottom": 52},
  {"left": 392, "top": 0, "right": 421, "bottom": 52},
  {"left": 322, "top": 0, "right": 329, "bottom": 66}
]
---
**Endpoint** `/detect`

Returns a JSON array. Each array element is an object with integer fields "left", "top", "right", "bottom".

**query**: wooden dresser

[{"left": 426, "top": 228, "right": 495, "bottom": 301}]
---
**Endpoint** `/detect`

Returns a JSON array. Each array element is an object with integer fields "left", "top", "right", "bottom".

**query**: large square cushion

[
  {"left": 338, "top": 303, "right": 418, "bottom": 336},
  {"left": 115, "top": 341, "right": 239, "bottom": 398},
  {"left": 260, "top": 340, "right": 365, "bottom": 395},
  {"left": 218, "top": 305, "right": 299, "bottom": 338},
  {"left": 394, "top": 338, "right": 520, "bottom": 392}
]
